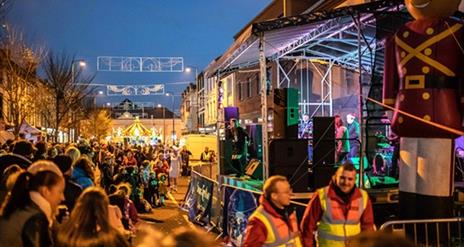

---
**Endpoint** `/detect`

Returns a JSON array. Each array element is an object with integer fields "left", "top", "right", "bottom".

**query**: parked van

[{"left": 179, "top": 134, "right": 217, "bottom": 161}]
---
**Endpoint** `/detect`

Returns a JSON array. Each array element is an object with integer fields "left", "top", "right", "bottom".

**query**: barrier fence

[
  {"left": 380, "top": 217, "right": 464, "bottom": 246},
  {"left": 183, "top": 169, "right": 308, "bottom": 246}
]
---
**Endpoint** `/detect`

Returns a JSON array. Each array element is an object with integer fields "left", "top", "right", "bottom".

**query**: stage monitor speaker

[
  {"left": 245, "top": 159, "right": 263, "bottom": 180},
  {"left": 224, "top": 107, "right": 239, "bottom": 129},
  {"left": 273, "top": 88, "right": 299, "bottom": 139},
  {"left": 312, "top": 116, "right": 335, "bottom": 166},
  {"left": 269, "top": 139, "right": 310, "bottom": 192}
]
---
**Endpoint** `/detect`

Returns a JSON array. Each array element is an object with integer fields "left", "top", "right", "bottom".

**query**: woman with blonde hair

[
  {"left": 56, "top": 187, "right": 129, "bottom": 247},
  {"left": 65, "top": 146, "right": 81, "bottom": 165}
]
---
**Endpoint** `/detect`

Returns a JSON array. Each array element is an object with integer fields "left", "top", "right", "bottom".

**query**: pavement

[{"left": 138, "top": 175, "right": 196, "bottom": 235}]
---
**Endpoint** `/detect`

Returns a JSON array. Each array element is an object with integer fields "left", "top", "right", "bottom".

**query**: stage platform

[
  {"left": 219, "top": 174, "right": 400, "bottom": 203},
  {"left": 220, "top": 175, "right": 263, "bottom": 192}
]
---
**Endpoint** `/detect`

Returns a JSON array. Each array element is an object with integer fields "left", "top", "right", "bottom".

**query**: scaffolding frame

[{"left": 213, "top": 0, "right": 403, "bottom": 184}]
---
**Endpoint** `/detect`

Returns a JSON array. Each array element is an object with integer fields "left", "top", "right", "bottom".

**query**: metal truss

[
  {"left": 97, "top": 56, "right": 184, "bottom": 72},
  {"left": 276, "top": 57, "right": 334, "bottom": 118},
  {"left": 106, "top": 84, "right": 165, "bottom": 96}
]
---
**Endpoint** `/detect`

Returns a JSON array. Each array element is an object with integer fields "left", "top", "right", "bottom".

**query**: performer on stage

[
  {"left": 226, "top": 118, "right": 249, "bottom": 177},
  {"left": 298, "top": 113, "right": 313, "bottom": 139},
  {"left": 346, "top": 113, "right": 360, "bottom": 159},
  {"left": 383, "top": 0, "right": 463, "bottom": 219},
  {"left": 335, "top": 115, "right": 350, "bottom": 164}
]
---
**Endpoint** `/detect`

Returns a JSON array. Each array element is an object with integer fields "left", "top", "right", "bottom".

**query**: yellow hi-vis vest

[
  {"left": 316, "top": 187, "right": 368, "bottom": 247},
  {"left": 249, "top": 205, "right": 303, "bottom": 247}
]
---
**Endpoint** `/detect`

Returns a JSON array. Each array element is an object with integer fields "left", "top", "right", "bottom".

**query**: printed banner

[
  {"left": 222, "top": 186, "right": 260, "bottom": 247},
  {"left": 182, "top": 172, "right": 214, "bottom": 225}
]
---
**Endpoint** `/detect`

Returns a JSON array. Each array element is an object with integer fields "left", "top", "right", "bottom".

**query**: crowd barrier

[
  {"left": 380, "top": 217, "right": 464, "bottom": 246},
  {"left": 182, "top": 170, "right": 308, "bottom": 246},
  {"left": 191, "top": 161, "right": 216, "bottom": 179}
]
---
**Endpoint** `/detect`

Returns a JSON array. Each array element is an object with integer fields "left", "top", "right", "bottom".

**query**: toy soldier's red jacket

[{"left": 383, "top": 17, "right": 464, "bottom": 138}]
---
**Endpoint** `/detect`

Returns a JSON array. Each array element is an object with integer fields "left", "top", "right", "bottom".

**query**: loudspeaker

[
  {"left": 246, "top": 124, "right": 263, "bottom": 161},
  {"left": 245, "top": 159, "right": 263, "bottom": 180},
  {"left": 273, "top": 88, "right": 299, "bottom": 139},
  {"left": 219, "top": 140, "right": 234, "bottom": 175},
  {"left": 312, "top": 117, "right": 335, "bottom": 166},
  {"left": 310, "top": 166, "right": 337, "bottom": 190},
  {"left": 224, "top": 107, "right": 239, "bottom": 129},
  {"left": 269, "top": 139, "right": 310, "bottom": 192}
]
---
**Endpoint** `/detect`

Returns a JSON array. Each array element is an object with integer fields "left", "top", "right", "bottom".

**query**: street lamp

[
  {"left": 165, "top": 92, "right": 176, "bottom": 144},
  {"left": 185, "top": 66, "right": 198, "bottom": 82},
  {"left": 185, "top": 66, "right": 200, "bottom": 132},
  {"left": 71, "top": 59, "right": 86, "bottom": 84},
  {"left": 157, "top": 104, "right": 166, "bottom": 143},
  {"left": 70, "top": 59, "right": 86, "bottom": 142}
]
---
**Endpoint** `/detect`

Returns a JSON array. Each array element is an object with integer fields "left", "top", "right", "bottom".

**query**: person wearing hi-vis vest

[
  {"left": 300, "top": 163, "right": 374, "bottom": 247},
  {"left": 242, "top": 175, "right": 302, "bottom": 247}
]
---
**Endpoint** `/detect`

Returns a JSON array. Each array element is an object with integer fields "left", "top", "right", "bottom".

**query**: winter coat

[{"left": 71, "top": 166, "right": 94, "bottom": 189}]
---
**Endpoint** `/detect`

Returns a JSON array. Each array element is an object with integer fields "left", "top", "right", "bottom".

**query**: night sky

[{"left": 7, "top": 0, "right": 272, "bottom": 111}]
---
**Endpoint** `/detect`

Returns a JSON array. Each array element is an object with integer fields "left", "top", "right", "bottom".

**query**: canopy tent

[
  {"left": 8, "top": 121, "right": 43, "bottom": 135},
  {"left": 122, "top": 117, "right": 152, "bottom": 137}
]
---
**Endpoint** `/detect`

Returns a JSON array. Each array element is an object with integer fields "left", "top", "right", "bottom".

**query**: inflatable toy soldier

[{"left": 383, "top": 0, "right": 463, "bottom": 219}]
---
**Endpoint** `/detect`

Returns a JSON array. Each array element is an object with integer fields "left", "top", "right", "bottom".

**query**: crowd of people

[
  {"left": 0, "top": 138, "right": 220, "bottom": 247},
  {"left": 0, "top": 137, "right": 414, "bottom": 247}
]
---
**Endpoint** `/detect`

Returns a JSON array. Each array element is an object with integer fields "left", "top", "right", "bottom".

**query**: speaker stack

[
  {"left": 311, "top": 116, "right": 337, "bottom": 190},
  {"left": 220, "top": 107, "right": 240, "bottom": 175},
  {"left": 312, "top": 116, "right": 336, "bottom": 166},
  {"left": 269, "top": 139, "right": 310, "bottom": 192},
  {"left": 273, "top": 88, "right": 299, "bottom": 139}
]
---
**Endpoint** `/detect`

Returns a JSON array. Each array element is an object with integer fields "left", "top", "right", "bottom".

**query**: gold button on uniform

[
  {"left": 401, "top": 51, "right": 406, "bottom": 58},
  {"left": 399, "top": 94, "right": 405, "bottom": 102},
  {"left": 426, "top": 28, "right": 434, "bottom": 35},
  {"left": 423, "top": 115, "right": 431, "bottom": 121},
  {"left": 422, "top": 92, "right": 430, "bottom": 100},
  {"left": 424, "top": 48, "right": 432, "bottom": 56},
  {"left": 398, "top": 116, "right": 404, "bottom": 123},
  {"left": 422, "top": 66, "right": 430, "bottom": 74},
  {"left": 403, "top": 31, "right": 410, "bottom": 38}
]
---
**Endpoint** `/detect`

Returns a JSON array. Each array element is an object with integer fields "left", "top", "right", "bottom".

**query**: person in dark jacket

[
  {"left": 33, "top": 141, "right": 48, "bottom": 161},
  {"left": 54, "top": 155, "right": 83, "bottom": 211},
  {"left": 0, "top": 160, "right": 65, "bottom": 247},
  {"left": 226, "top": 118, "right": 249, "bottom": 176},
  {"left": 0, "top": 140, "right": 35, "bottom": 175}
]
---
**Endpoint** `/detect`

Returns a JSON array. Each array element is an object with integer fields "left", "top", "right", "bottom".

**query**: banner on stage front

[
  {"left": 182, "top": 172, "right": 214, "bottom": 225},
  {"left": 223, "top": 186, "right": 260, "bottom": 247}
]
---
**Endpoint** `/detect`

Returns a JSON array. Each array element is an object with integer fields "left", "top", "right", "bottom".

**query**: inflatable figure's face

[{"left": 405, "top": 0, "right": 461, "bottom": 20}]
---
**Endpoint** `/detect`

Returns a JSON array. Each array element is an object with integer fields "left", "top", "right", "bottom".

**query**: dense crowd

[{"left": 0, "top": 138, "right": 219, "bottom": 247}]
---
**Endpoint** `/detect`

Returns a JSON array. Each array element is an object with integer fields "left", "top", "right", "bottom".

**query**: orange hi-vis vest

[
  {"left": 316, "top": 187, "right": 368, "bottom": 247},
  {"left": 249, "top": 205, "right": 303, "bottom": 247}
]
